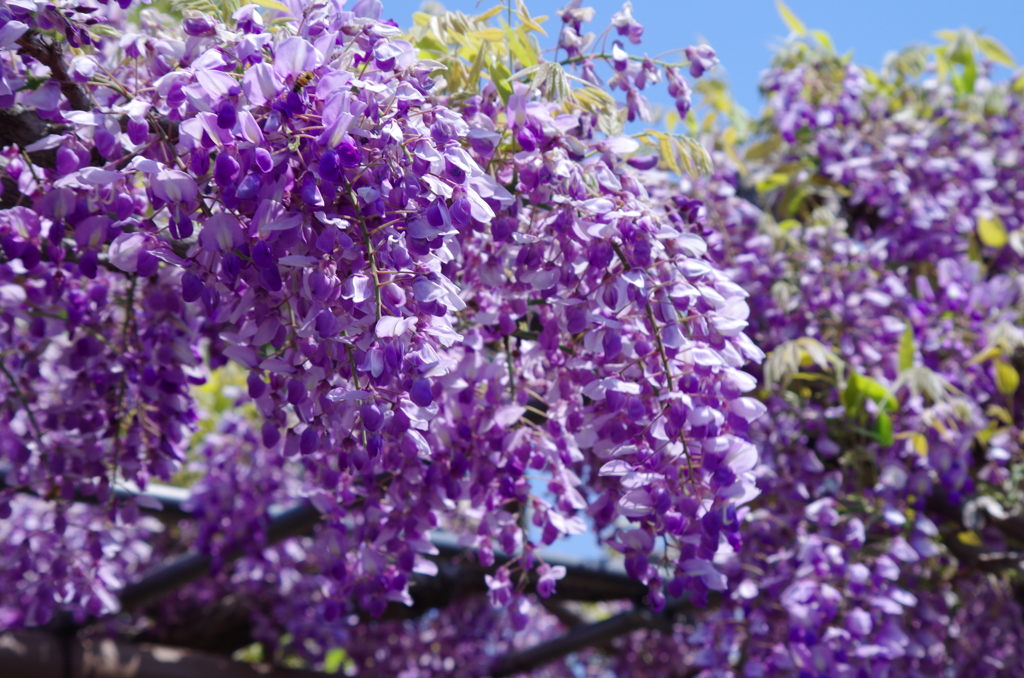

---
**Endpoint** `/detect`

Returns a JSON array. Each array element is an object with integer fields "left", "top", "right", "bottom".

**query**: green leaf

[
  {"left": 785, "top": 184, "right": 811, "bottom": 216},
  {"left": 597, "top": 108, "right": 626, "bottom": 137},
  {"left": 511, "top": 61, "right": 572, "bottom": 102},
  {"left": 843, "top": 372, "right": 863, "bottom": 412},
  {"left": 745, "top": 137, "right": 782, "bottom": 161},
  {"left": 490, "top": 54, "right": 512, "bottom": 103},
  {"left": 778, "top": 218, "right": 801, "bottom": 232},
  {"left": 979, "top": 36, "right": 1016, "bottom": 67},
  {"left": 961, "top": 56, "right": 978, "bottom": 94},
  {"left": 475, "top": 5, "right": 505, "bottom": 21},
  {"left": 935, "top": 49, "right": 950, "bottom": 83},
  {"left": 811, "top": 29, "right": 834, "bottom": 53},
  {"left": 896, "top": 365, "right": 958, "bottom": 404},
  {"left": 861, "top": 374, "right": 898, "bottom": 412},
  {"left": 658, "top": 135, "right": 681, "bottom": 175},
  {"left": 874, "top": 411, "right": 894, "bottom": 446},
  {"left": 977, "top": 213, "right": 1008, "bottom": 248},
  {"left": 674, "top": 134, "right": 714, "bottom": 177},
  {"left": 948, "top": 29, "right": 977, "bottom": 65},
  {"left": 466, "top": 39, "right": 488, "bottom": 88},
  {"left": 775, "top": 0, "right": 806, "bottom": 36},
  {"left": 232, "top": 641, "right": 265, "bottom": 664},
  {"left": 791, "top": 372, "right": 834, "bottom": 382},
  {"left": 951, "top": 68, "right": 967, "bottom": 96},
  {"left": 572, "top": 84, "right": 617, "bottom": 116},
  {"left": 967, "top": 345, "right": 1002, "bottom": 365},
  {"left": 845, "top": 371, "right": 898, "bottom": 414},
  {"left": 763, "top": 340, "right": 802, "bottom": 388},
  {"left": 89, "top": 24, "right": 123, "bottom": 38},
  {"left": 995, "top": 359, "right": 1020, "bottom": 395},
  {"left": 912, "top": 432, "right": 929, "bottom": 456},
  {"left": 505, "top": 26, "right": 538, "bottom": 68},
  {"left": 324, "top": 648, "right": 347, "bottom": 674},
  {"left": 414, "top": 33, "right": 449, "bottom": 56},
  {"left": 797, "top": 337, "right": 839, "bottom": 371},
  {"left": 967, "top": 229, "right": 983, "bottom": 262},
  {"left": 958, "top": 530, "right": 983, "bottom": 547},
  {"left": 251, "top": 0, "right": 290, "bottom": 12},
  {"left": 515, "top": 7, "right": 548, "bottom": 35},
  {"left": 756, "top": 172, "right": 790, "bottom": 193},
  {"left": 987, "top": 404, "right": 1014, "bottom": 425},
  {"left": 411, "top": 11, "right": 434, "bottom": 26},
  {"left": 471, "top": 28, "right": 505, "bottom": 42},
  {"left": 898, "top": 326, "right": 915, "bottom": 371}
]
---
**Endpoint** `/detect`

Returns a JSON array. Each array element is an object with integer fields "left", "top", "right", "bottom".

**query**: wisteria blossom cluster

[
  {"left": 651, "top": 26, "right": 1024, "bottom": 677},
  {"left": 0, "top": 0, "right": 764, "bottom": 664},
  {"left": 5, "top": 0, "right": 1024, "bottom": 675}
]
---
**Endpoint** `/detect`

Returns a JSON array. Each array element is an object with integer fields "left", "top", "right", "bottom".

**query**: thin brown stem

[
  {"left": 350, "top": 191, "right": 382, "bottom": 321},
  {"left": 645, "top": 303, "right": 674, "bottom": 391},
  {"left": 0, "top": 358, "right": 43, "bottom": 442}
]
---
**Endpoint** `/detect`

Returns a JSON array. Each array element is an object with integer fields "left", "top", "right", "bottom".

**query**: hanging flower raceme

[{"left": 0, "top": 0, "right": 768, "bottom": 651}]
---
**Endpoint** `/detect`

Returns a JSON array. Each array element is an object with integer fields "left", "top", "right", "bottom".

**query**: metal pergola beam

[
  {"left": 488, "top": 593, "right": 707, "bottom": 677},
  {"left": 0, "top": 630, "right": 324, "bottom": 678},
  {"left": 489, "top": 606, "right": 669, "bottom": 677},
  {"left": 0, "top": 469, "right": 193, "bottom": 520}
]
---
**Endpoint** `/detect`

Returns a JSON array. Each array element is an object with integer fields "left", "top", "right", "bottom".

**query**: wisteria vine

[{"left": 2, "top": 0, "right": 1024, "bottom": 676}]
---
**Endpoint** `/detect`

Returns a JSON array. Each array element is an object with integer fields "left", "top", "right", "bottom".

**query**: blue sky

[{"left": 380, "top": 0, "right": 1024, "bottom": 116}]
